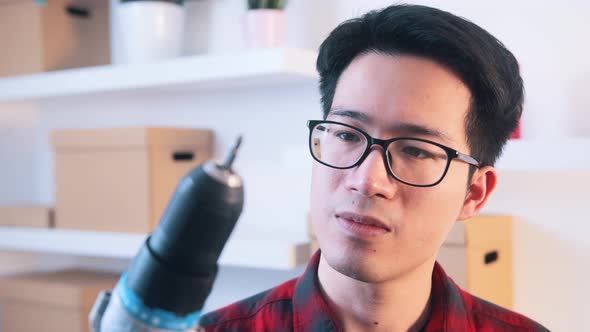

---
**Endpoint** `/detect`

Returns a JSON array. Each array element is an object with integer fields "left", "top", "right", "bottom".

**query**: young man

[{"left": 199, "top": 4, "right": 549, "bottom": 332}]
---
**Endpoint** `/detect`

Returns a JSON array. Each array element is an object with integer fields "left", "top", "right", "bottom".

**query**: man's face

[{"left": 310, "top": 53, "right": 473, "bottom": 282}]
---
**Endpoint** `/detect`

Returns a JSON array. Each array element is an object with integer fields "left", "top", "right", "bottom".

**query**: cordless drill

[{"left": 90, "top": 137, "right": 244, "bottom": 332}]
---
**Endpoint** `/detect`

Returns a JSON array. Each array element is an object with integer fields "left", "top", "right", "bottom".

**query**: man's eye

[
  {"left": 335, "top": 131, "right": 361, "bottom": 143},
  {"left": 402, "top": 146, "right": 433, "bottom": 159}
]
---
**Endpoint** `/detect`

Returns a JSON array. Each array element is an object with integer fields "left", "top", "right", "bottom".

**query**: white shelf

[
  {"left": 0, "top": 226, "right": 310, "bottom": 271},
  {"left": 0, "top": 48, "right": 318, "bottom": 102},
  {"left": 496, "top": 138, "right": 590, "bottom": 171}
]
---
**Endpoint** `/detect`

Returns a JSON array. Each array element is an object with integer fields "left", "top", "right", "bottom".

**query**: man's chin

[{"left": 323, "top": 249, "right": 393, "bottom": 283}]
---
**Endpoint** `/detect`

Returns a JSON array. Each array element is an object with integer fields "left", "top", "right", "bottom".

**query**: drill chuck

[{"left": 123, "top": 137, "right": 244, "bottom": 317}]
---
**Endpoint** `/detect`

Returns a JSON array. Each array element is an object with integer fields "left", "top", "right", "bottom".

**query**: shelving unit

[
  {"left": 0, "top": 48, "right": 318, "bottom": 102},
  {"left": 0, "top": 48, "right": 318, "bottom": 271}
]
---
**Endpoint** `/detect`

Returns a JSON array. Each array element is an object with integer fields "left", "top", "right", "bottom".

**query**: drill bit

[{"left": 221, "top": 135, "right": 243, "bottom": 170}]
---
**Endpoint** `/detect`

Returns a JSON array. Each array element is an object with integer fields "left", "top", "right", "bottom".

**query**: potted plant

[
  {"left": 112, "top": 0, "right": 186, "bottom": 64},
  {"left": 244, "top": 0, "right": 288, "bottom": 49}
]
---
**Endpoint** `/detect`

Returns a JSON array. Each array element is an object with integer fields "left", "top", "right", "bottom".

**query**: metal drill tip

[{"left": 222, "top": 135, "right": 243, "bottom": 169}]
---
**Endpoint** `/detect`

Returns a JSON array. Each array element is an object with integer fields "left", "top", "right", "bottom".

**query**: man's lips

[{"left": 335, "top": 212, "right": 392, "bottom": 232}]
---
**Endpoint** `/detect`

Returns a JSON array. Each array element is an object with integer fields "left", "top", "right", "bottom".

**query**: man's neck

[{"left": 317, "top": 254, "right": 434, "bottom": 332}]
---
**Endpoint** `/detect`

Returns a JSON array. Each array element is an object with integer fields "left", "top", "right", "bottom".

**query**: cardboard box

[
  {"left": 0, "top": 0, "right": 110, "bottom": 77},
  {"left": 0, "top": 269, "right": 118, "bottom": 332},
  {"left": 52, "top": 127, "right": 213, "bottom": 233},
  {"left": 437, "top": 215, "right": 513, "bottom": 309},
  {"left": 0, "top": 206, "right": 53, "bottom": 228}
]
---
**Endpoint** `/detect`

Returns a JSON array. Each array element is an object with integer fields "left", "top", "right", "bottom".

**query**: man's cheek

[
  {"left": 312, "top": 167, "right": 340, "bottom": 195},
  {"left": 310, "top": 168, "right": 330, "bottom": 213}
]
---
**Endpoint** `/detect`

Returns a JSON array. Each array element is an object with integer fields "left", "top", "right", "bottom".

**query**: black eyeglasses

[{"left": 307, "top": 120, "right": 480, "bottom": 187}]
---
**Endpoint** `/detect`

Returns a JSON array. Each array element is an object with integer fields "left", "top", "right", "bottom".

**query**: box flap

[
  {"left": 0, "top": 269, "right": 118, "bottom": 309},
  {"left": 51, "top": 127, "right": 213, "bottom": 150},
  {"left": 146, "top": 128, "right": 213, "bottom": 151},
  {"left": 51, "top": 128, "right": 149, "bottom": 149}
]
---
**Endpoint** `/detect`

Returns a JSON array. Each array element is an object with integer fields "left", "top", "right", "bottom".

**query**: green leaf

[{"left": 247, "top": 0, "right": 287, "bottom": 9}]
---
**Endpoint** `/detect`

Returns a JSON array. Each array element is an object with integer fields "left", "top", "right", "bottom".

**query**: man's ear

[{"left": 457, "top": 166, "right": 497, "bottom": 221}]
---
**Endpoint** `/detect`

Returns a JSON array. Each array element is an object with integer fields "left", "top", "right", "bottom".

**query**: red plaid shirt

[{"left": 199, "top": 251, "right": 549, "bottom": 331}]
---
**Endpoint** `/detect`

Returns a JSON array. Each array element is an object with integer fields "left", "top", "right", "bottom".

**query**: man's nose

[{"left": 345, "top": 146, "right": 397, "bottom": 199}]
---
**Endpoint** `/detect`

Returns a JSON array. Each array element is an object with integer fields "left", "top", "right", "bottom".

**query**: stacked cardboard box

[
  {"left": 0, "top": 269, "right": 119, "bottom": 332},
  {"left": 0, "top": 0, "right": 110, "bottom": 77},
  {"left": 52, "top": 127, "right": 213, "bottom": 233}
]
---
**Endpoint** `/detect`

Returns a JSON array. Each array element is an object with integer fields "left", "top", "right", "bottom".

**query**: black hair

[{"left": 317, "top": 4, "right": 523, "bottom": 168}]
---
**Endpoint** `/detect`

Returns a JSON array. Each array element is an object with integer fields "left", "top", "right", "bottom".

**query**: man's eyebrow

[
  {"left": 328, "top": 109, "right": 372, "bottom": 124},
  {"left": 391, "top": 123, "right": 453, "bottom": 143},
  {"left": 328, "top": 108, "right": 453, "bottom": 142}
]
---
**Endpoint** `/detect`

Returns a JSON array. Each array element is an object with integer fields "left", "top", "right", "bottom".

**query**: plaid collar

[{"left": 292, "top": 251, "right": 473, "bottom": 331}]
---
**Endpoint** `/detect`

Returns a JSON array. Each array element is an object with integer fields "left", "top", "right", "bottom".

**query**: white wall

[{"left": 0, "top": 0, "right": 588, "bottom": 331}]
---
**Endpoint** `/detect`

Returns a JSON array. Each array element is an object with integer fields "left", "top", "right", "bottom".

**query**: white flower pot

[
  {"left": 112, "top": 1, "right": 185, "bottom": 64},
  {"left": 243, "top": 9, "right": 286, "bottom": 49}
]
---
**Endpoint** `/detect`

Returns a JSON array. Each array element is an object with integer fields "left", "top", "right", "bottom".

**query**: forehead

[{"left": 330, "top": 53, "right": 471, "bottom": 147}]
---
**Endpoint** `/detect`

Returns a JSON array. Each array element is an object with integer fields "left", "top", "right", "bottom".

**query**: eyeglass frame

[{"left": 307, "top": 120, "right": 481, "bottom": 187}]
